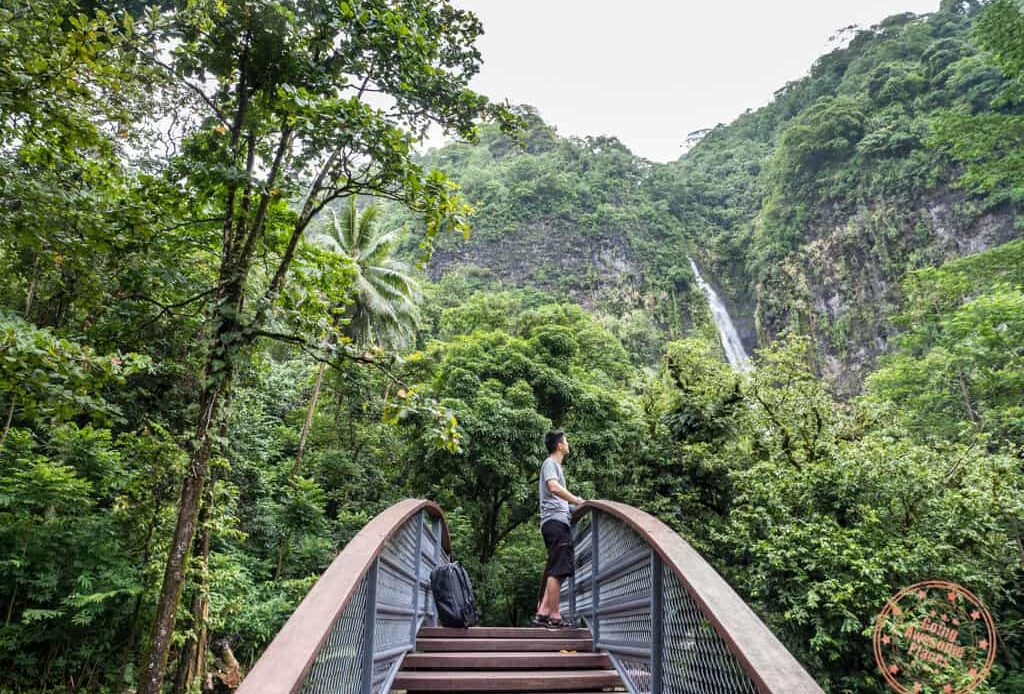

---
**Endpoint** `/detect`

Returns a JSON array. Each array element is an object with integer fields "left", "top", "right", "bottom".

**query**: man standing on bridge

[{"left": 533, "top": 430, "right": 584, "bottom": 629}]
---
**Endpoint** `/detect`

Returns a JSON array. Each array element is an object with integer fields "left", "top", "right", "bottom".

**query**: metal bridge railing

[
  {"left": 238, "top": 499, "right": 449, "bottom": 694},
  {"left": 561, "top": 501, "right": 823, "bottom": 694}
]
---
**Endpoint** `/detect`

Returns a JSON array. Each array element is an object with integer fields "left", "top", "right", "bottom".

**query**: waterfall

[{"left": 688, "top": 257, "right": 751, "bottom": 372}]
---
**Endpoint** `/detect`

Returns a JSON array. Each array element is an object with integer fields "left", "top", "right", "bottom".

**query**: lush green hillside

[
  {"left": 398, "top": 111, "right": 709, "bottom": 354},
  {"left": 414, "top": 2, "right": 1022, "bottom": 393},
  {"left": 655, "top": 1, "right": 1023, "bottom": 391},
  {"left": 0, "top": 0, "right": 1021, "bottom": 693}
]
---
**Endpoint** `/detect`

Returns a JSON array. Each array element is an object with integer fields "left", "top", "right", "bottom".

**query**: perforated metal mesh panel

[
  {"left": 598, "top": 511, "right": 644, "bottom": 566},
  {"left": 373, "top": 511, "right": 428, "bottom": 692},
  {"left": 421, "top": 515, "right": 441, "bottom": 625},
  {"left": 562, "top": 515, "right": 593, "bottom": 617},
  {"left": 617, "top": 655, "right": 654, "bottom": 692},
  {"left": 593, "top": 514, "right": 655, "bottom": 693},
  {"left": 373, "top": 614, "right": 410, "bottom": 654},
  {"left": 567, "top": 510, "right": 762, "bottom": 694},
  {"left": 301, "top": 509, "right": 443, "bottom": 694},
  {"left": 370, "top": 658, "right": 398, "bottom": 694},
  {"left": 662, "top": 566, "right": 758, "bottom": 694},
  {"left": 389, "top": 519, "right": 419, "bottom": 575},
  {"left": 301, "top": 578, "right": 368, "bottom": 694},
  {"left": 376, "top": 561, "right": 413, "bottom": 607}
]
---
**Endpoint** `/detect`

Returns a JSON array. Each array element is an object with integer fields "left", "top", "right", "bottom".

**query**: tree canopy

[{"left": 1, "top": 0, "right": 1023, "bottom": 692}]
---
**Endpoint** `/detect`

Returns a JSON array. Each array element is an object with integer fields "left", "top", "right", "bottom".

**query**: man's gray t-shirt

[{"left": 539, "top": 456, "right": 570, "bottom": 528}]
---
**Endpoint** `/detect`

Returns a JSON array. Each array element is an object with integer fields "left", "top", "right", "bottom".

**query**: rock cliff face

[
  {"left": 926, "top": 192, "right": 1021, "bottom": 256},
  {"left": 418, "top": 123, "right": 1021, "bottom": 392},
  {"left": 752, "top": 190, "right": 1021, "bottom": 394},
  {"left": 402, "top": 115, "right": 703, "bottom": 345},
  {"left": 427, "top": 220, "right": 643, "bottom": 310},
  {"left": 646, "top": 4, "right": 1024, "bottom": 393}
]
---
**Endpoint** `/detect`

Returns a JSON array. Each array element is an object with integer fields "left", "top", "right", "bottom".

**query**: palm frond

[
  {"left": 342, "top": 196, "right": 359, "bottom": 252},
  {"left": 310, "top": 207, "right": 344, "bottom": 252},
  {"left": 361, "top": 229, "right": 401, "bottom": 265},
  {"left": 356, "top": 204, "right": 381, "bottom": 254},
  {"left": 366, "top": 266, "right": 421, "bottom": 301},
  {"left": 308, "top": 197, "right": 424, "bottom": 349}
]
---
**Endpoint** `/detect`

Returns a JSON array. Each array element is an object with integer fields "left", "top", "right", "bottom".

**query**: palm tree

[
  {"left": 317, "top": 197, "right": 421, "bottom": 347},
  {"left": 276, "top": 199, "right": 420, "bottom": 578},
  {"left": 293, "top": 197, "right": 421, "bottom": 476}
]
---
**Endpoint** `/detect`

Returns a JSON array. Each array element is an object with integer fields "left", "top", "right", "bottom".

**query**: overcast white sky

[{"left": 436, "top": 0, "right": 940, "bottom": 162}]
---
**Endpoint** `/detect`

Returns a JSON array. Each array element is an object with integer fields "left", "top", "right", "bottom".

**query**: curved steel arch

[
  {"left": 564, "top": 500, "right": 823, "bottom": 694},
  {"left": 239, "top": 499, "right": 449, "bottom": 694}
]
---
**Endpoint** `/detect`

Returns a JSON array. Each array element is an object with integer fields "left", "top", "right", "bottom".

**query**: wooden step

[
  {"left": 392, "top": 669, "right": 622, "bottom": 691},
  {"left": 415, "top": 638, "right": 592, "bottom": 652},
  {"left": 418, "top": 627, "right": 590, "bottom": 640},
  {"left": 402, "top": 651, "right": 612, "bottom": 670}
]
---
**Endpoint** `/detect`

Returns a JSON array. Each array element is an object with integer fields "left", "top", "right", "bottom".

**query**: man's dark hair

[{"left": 545, "top": 430, "right": 565, "bottom": 454}]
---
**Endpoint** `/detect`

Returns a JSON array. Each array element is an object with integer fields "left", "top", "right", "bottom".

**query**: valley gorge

[{"left": 406, "top": 3, "right": 1023, "bottom": 394}]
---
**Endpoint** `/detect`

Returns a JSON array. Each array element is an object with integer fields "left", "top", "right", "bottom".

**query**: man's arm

[{"left": 547, "top": 478, "right": 584, "bottom": 506}]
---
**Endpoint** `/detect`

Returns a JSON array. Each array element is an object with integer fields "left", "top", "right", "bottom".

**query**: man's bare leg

[
  {"left": 541, "top": 575, "right": 562, "bottom": 620},
  {"left": 535, "top": 571, "right": 548, "bottom": 616}
]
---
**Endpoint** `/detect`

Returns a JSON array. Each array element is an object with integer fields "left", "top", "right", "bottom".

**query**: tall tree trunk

[
  {"left": 139, "top": 378, "right": 226, "bottom": 694},
  {"left": 5, "top": 541, "right": 27, "bottom": 626},
  {"left": 173, "top": 476, "right": 216, "bottom": 694},
  {"left": 24, "top": 252, "right": 39, "bottom": 321},
  {"left": 958, "top": 369, "right": 982, "bottom": 427},
  {"left": 139, "top": 34, "right": 256, "bottom": 692},
  {"left": 4, "top": 582, "right": 16, "bottom": 627},
  {"left": 292, "top": 331, "right": 341, "bottom": 479},
  {"left": 139, "top": 155, "right": 299, "bottom": 693},
  {"left": 0, "top": 397, "right": 14, "bottom": 451},
  {"left": 141, "top": 289, "right": 245, "bottom": 693}
]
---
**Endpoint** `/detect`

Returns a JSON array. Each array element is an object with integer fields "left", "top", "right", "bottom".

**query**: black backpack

[{"left": 430, "top": 561, "right": 479, "bottom": 628}]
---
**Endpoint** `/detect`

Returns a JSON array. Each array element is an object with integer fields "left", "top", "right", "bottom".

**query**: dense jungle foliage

[
  {"left": 0, "top": 0, "right": 1021, "bottom": 693},
  {"left": 653, "top": 0, "right": 1024, "bottom": 392}
]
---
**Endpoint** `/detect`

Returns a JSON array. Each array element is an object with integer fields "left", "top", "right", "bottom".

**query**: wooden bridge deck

[{"left": 393, "top": 626, "right": 625, "bottom": 693}]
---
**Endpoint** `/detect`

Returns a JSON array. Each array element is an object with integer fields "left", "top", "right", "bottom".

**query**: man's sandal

[
  {"left": 531, "top": 613, "right": 550, "bottom": 627},
  {"left": 544, "top": 617, "right": 572, "bottom": 629}
]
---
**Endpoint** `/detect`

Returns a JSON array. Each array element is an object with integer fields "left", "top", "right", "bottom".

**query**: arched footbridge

[{"left": 237, "top": 499, "right": 823, "bottom": 694}]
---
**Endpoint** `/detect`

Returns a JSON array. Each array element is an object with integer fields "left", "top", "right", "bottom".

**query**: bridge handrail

[
  {"left": 238, "top": 498, "right": 449, "bottom": 694},
  {"left": 564, "top": 500, "right": 822, "bottom": 694}
]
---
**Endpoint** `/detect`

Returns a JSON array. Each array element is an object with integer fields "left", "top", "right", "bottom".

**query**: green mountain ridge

[
  {"left": 415, "top": 1, "right": 1022, "bottom": 393},
  {"left": 410, "top": 115, "right": 700, "bottom": 330}
]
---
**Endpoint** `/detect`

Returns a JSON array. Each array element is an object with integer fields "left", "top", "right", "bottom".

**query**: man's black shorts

[{"left": 541, "top": 520, "right": 575, "bottom": 579}]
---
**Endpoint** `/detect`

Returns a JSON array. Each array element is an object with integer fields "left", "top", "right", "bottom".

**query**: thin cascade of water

[{"left": 688, "top": 257, "right": 751, "bottom": 372}]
